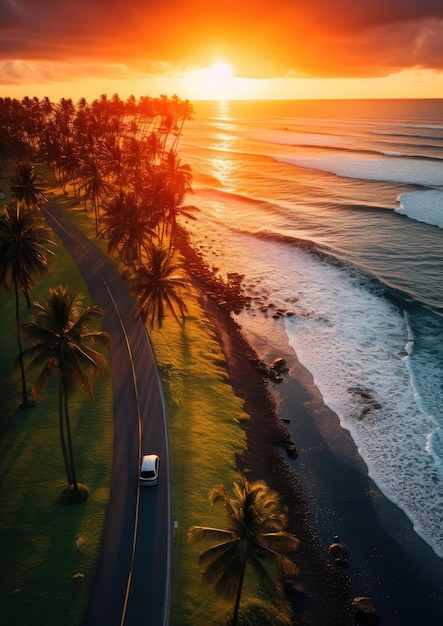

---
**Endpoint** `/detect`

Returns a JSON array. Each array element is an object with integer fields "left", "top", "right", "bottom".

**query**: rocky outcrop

[{"left": 252, "top": 356, "right": 289, "bottom": 383}]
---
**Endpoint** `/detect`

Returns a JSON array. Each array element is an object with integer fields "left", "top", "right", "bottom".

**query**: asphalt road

[{"left": 43, "top": 205, "right": 172, "bottom": 626}]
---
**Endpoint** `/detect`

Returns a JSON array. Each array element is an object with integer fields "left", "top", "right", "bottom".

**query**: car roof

[{"left": 141, "top": 454, "right": 159, "bottom": 468}]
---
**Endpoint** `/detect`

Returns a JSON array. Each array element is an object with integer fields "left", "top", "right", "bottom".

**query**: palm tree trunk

[
  {"left": 232, "top": 552, "right": 247, "bottom": 625},
  {"left": 14, "top": 279, "right": 30, "bottom": 408},
  {"left": 93, "top": 196, "right": 99, "bottom": 235},
  {"left": 63, "top": 384, "right": 78, "bottom": 490},
  {"left": 168, "top": 218, "right": 177, "bottom": 254},
  {"left": 59, "top": 375, "right": 72, "bottom": 484}
]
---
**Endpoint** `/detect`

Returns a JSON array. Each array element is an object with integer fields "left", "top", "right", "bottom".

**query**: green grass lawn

[
  {"left": 0, "top": 175, "right": 251, "bottom": 625},
  {"left": 0, "top": 193, "right": 113, "bottom": 625},
  {"left": 150, "top": 281, "right": 249, "bottom": 626}
]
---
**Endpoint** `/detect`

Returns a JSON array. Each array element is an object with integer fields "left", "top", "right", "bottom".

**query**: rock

[
  {"left": 280, "top": 439, "right": 298, "bottom": 458},
  {"left": 271, "top": 357, "right": 286, "bottom": 371},
  {"left": 285, "top": 442, "right": 298, "bottom": 459},
  {"left": 351, "top": 596, "right": 380, "bottom": 625},
  {"left": 254, "top": 358, "right": 287, "bottom": 383},
  {"left": 269, "top": 372, "right": 284, "bottom": 383},
  {"left": 254, "top": 361, "right": 271, "bottom": 377},
  {"left": 328, "top": 535, "right": 349, "bottom": 568}
]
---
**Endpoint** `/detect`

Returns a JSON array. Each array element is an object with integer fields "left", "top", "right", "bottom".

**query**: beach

[{"left": 178, "top": 225, "right": 443, "bottom": 625}]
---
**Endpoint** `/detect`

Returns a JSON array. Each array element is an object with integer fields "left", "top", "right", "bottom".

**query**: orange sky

[{"left": 1, "top": 0, "right": 443, "bottom": 101}]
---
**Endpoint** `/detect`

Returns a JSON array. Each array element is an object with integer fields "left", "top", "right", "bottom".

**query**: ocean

[{"left": 178, "top": 99, "right": 443, "bottom": 559}]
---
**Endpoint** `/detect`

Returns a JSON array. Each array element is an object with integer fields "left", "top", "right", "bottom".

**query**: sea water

[{"left": 178, "top": 99, "right": 443, "bottom": 558}]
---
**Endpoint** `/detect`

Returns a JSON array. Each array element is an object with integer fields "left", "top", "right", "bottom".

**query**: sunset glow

[
  {"left": 1, "top": 1, "right": 443, "bottom": 101},
  {"left": 184, "top": 62, "right": 237, "bottom": 100}
]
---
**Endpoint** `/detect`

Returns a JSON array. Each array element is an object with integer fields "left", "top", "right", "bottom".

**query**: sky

[{"left": 1, "top": 0, "right": 443, "bottom": 102}]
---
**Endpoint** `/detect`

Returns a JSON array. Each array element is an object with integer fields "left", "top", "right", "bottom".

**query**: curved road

[{"left": 43, "top": 205, "right": 172, "bottom": 626}]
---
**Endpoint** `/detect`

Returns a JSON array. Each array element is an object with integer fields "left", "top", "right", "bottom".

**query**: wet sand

[{"left": 178, "top": 225, "right": 443, "bottom": 625}]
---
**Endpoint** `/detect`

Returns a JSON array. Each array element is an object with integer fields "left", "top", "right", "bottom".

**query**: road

[{"left": 43, "top": 205, "right": 172, "bottom": 626}]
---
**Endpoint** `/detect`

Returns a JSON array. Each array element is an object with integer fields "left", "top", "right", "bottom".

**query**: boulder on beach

[
  {"left": 285, "top": 441, "right": 298, "bottom": 459},
  {"left": 254, "top": 358, "right": 286, "bottom": 382},
  {"left": 351, "top": 596, "right": 380, "bottom": 625},
  {"left": 328, "top": 535, "right": 349, "bottom": 568},
  {"left": 271, "top": 357, "right": 286, "bottom": 371},
  {"left": 255, "top": 356, "right": 288, "bottom": 383}
]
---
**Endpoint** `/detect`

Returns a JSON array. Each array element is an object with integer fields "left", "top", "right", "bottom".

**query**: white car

[{"left": 140, "top": 454, "right": 160, "bottom": 486}]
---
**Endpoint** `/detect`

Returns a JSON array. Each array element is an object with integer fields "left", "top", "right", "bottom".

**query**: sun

[
  {"left": 183, "top": 61, "right": 237, "bottom": 99},
  {"left": 207, "top": 62, "right": 233, "bottom": 81}
]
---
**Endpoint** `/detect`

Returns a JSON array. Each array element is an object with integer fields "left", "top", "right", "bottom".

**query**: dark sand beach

[{"left": 178, "top": 227, "right": 443, "bottom": 625}]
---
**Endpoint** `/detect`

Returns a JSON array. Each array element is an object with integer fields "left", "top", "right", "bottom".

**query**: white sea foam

[
  {"left": 275, "top": 154, "right": 443, "bottom": 187},
  {"left": 396, "top": 189, "right": 443, "bottom": 228},
  {"left": 281, "top": 256, "right": 443, "bottom": 557},
  {"left": 428, "top": 428, "right": 443, "bottom": 473}
]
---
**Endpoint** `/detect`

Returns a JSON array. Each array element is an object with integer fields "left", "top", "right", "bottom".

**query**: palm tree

[
  {"left": 10, "top": 162, "right": 47, "bottom": 209},
  {"left": 170, "top": 98, "right": 194, "bottom": 152},
  {"left": 78, "top": 153, "right": 111, "bottom": 232},
  {"left": 100, "top": 189, "right": 159, "bottom": 269},
  {"left": 19, "top": 285, "right": 110, "bottom": 493},
  {"left": 131, "top": 244, "right": 188, "bottom": 328},
  {"left": 188, "top": 476, "right": 300, "bottom": 625},
  {"left": 123, "top": 136, "right": 152, "bottom": 193},
  {"left": 0, "top": 203, "right": 55, "bottom": 407},
  {"left": 159, "top": 150, "right": 195, "bottom": 247}
]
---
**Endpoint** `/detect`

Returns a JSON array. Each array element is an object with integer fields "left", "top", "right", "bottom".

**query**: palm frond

[
  {"left": 188, "top": 525, "right": 235, "bottom": 544},
  {"left": 189, "top": 475, "right": 300, "bottom": 615}
]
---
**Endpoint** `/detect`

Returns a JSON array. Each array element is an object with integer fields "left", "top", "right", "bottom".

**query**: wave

[
  {"left": 270, "top": 115, "right": 443, "bottom": 133},
  {"left": 410, "top": 124, "right": 443, "bottom": 131},
  {"left": 274, "top": 153, "right": 443, "bottom": 187},
  {"left": 229, "top": 224, "right": 426, "bottom": 310},
  {"left": 233, "top": 224, "right": 443, "bottom": 317},
  {"left": 192, "top": 183, "right": 396, "bottom": 230},
  {"left": 372, "top": 130, "right": 443, "bottom": 142},
  {"left": 286, "top": 142, "right": 443, "bottom": 163},
  {"left": 242, "top": 124, "right": 443, "bottom": 152},
  {"left": 396, "top": 189, "right": 443, "bottom": 229}
]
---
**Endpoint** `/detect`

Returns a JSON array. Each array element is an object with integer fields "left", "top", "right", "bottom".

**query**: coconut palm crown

[
  {"left": 188, "top": 476, "right": 300, "bottom": 625},
  {"left": 0, "top": 203, "right": 55, "bottom": 406},
  {"left": 10, "top": 162, "right": 47, "bottom": 209},
  {"left": 19, "top": 285, "right": 110, "bottom": 490},
  {"left": 131, "top": 243, "right": 188, "bottom": 328}
]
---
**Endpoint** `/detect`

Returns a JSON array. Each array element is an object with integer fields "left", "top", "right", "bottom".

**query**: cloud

[{"left": 1, "top": 0, "right": 443, "bottom": 82}]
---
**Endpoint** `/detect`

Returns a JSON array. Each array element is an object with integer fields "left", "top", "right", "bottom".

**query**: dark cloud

[{"left": 1, "top": 0, "right": 443, "bottom": 78}]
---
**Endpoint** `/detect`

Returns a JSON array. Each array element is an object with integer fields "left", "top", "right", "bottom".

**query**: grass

[
  {"left": 0, "top": 373, "right": 112, "bottom": 626},
  {"left": 150, "top": 281, "right": 248, "bottom": 626},
  {"left": 0, "top": 177, "right": 113, "bottom": 626},
  {"left": 0, "top": 171, "right": 251, "bottom": 625}
]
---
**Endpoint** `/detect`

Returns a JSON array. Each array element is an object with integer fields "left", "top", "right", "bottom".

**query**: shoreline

[
  {"left": 238, "top": 311, "right": 443, "bottom": 622},
  {"left": 178, "top": 226, "right": 443, "bottom": 625},
  {"left": 202, "top": 294, "right": 354, "bottom": 625}
]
